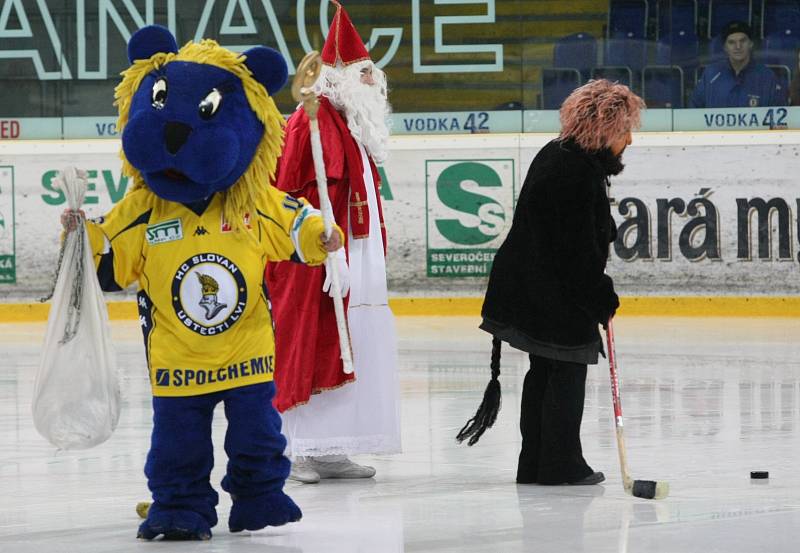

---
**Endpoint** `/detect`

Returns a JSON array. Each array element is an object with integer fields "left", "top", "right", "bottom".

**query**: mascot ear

[
  {"left": 128, "top": 25, "right": 178, "bottom": 63},
  {"left": 242, "top": 47, "right": 289, "bottom": 96}
]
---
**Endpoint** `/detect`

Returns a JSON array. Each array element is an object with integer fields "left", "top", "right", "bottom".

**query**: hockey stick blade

[{"left": 631, "top": 479, "right": 670, "bottom": 500}]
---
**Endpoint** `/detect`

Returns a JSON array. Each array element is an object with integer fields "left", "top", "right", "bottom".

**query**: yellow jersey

[{"left": 85, "top": 185, "right": 337, "bottom": 397}]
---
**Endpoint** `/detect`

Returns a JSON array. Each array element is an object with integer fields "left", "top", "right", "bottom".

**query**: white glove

[{"left": 322, "top": 247, "right": 350, "bottom": 299}]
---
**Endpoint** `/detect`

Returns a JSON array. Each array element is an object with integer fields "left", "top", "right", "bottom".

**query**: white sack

[{"left": 32, "top": 167, "right": 121, "bottom": 449}]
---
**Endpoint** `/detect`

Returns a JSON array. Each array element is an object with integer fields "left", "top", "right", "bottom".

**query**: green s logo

[{"left": 435, "top": 162, "right": 505, "bottom": 245}]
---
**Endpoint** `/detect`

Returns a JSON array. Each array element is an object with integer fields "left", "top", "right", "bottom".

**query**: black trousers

[{"left": 516, "top": 355, "right": 594, "bottom": 484}]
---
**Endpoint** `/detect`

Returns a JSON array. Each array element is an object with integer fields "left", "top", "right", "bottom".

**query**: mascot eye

[
  {"left": 198, "top": 89, "right": 222, "bottom": 120},
  {"left": 151, "top": 77, "right": 168, "bottom": 109}
]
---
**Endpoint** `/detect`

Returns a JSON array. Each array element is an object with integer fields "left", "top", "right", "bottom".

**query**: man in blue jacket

[{"left": 691, "top": 21, "right": 786, "bottom": 108}]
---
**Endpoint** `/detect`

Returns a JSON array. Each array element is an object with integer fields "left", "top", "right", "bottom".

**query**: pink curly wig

[{"left": 559, "top": 79, "right": 645, "bottom": 152}]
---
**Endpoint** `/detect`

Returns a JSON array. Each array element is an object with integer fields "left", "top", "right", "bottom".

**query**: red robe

[{"left": 267, "top": 97, "right": 387, "bottom": 413}]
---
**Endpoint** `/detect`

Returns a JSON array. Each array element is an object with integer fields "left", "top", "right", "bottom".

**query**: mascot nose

[{"left": 164, "top": 121, "right": 192, "bottom": 155}]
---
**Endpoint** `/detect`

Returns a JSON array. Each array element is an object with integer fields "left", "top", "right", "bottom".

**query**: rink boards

[{"left": 1, "top": 132, "right": 799, "bottom": 317}]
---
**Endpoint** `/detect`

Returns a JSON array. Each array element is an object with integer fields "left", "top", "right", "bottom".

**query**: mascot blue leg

[
  {"left": 138, "top": 394, "right": 219, "bottom": 541},
  {"left": 221, "top": 383, "right": 302, "bottom": 532}
]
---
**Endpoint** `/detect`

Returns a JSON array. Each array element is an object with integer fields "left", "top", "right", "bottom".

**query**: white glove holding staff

[{"left": 322, "top": 247, "right": 350, "bottom": 298}]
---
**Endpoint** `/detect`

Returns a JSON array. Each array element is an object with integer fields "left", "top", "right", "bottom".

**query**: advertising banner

[
  {"left": 425, "top": 158, "right": 515, "bottom": 278},
  {"left": 601, "top": 135, "right": 800, "bottom": 295},
  {"left": 0, "top": 166, "right": 14, "bottom": 284},
  {"left": 11, "top": 108, "right": 800, "bottom": 140},
  {"left": 1, "top": 133, "right": 799, "bottom": 299}
]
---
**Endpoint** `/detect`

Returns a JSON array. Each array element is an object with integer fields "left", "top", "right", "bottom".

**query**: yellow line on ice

[{"left": 2, "top": 296, "right": 800, "bottom": 322}]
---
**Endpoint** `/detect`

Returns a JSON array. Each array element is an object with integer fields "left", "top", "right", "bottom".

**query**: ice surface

[{"left": 1, "top": 316, "right": 799, "bottom": 552}]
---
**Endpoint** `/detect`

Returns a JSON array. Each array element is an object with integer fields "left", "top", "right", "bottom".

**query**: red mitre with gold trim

[{"left": 320, "top": 1, "right": 370, "bottom": 66}]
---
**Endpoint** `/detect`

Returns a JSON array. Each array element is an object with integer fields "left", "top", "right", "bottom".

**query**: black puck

[{"left": 750, "top": 471, "right": 769, "bottom": 479}]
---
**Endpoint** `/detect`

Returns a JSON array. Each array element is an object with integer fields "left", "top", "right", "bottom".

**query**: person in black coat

[{"left": 457, "top": 79, "right": 645, "bottom": 486}]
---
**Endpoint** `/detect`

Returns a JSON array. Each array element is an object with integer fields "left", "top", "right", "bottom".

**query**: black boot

[{"left": 568, "top": 472, "right": 605, "bottom": 485}]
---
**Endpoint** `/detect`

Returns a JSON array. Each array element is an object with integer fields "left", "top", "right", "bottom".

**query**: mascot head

[{"left": 115, "top": 25, "right": 288, "bottom": 231}]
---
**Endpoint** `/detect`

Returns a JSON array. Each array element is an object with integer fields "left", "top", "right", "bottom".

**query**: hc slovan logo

[
  {"left": 147, "top": 219, "right": 183, "bottom": 245},
  {"left": 196, "top": 272, "right": 227, "bottom": 319}
]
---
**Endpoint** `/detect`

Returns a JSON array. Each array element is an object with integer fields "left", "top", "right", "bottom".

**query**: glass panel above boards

[{"left": 1, "top": 1, "right": 799, "bottom": 139}]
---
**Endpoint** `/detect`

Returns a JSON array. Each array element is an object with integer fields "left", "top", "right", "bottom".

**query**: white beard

[{"left": 315, "top": 62, "right": 392, "bottom": 163}]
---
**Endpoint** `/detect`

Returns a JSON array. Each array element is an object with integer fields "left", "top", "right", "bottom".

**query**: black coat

[{"left": 481, "top": 139, "right": 619, "bottom": 351}]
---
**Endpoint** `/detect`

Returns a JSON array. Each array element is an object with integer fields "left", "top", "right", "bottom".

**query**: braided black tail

[{"left": 456, "top": 337, "right": 502, "bottom": 446}]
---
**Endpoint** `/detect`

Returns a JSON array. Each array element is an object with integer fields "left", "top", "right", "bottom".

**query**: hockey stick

[
  {"left": 605, "top": 319, "right": 669, "bottom": 500},
  {"left": 291, "top": 51, "right": 354, "bottom": 375}
]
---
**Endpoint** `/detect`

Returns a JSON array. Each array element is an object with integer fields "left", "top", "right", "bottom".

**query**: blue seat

[
  {"left": 553, "top": 33, "right": 598, "bottom": 79},
  {"left": 591, "top": 65, "right": 634, "bottom": 88},
  {"left": 601, "top": 35, "right": 646, "bottom": 91},
  {"left": 656, "top": 36, "right": 700, "bottom": 73},
  {"left": 763, "top": 32, "right": 800, "bottom": 69},
  {"left": 708, "top": 34, "right": 726, "bottom": 63},
  {"left": 643, "top": 65, "right": 685, "bottom": 107},
  {"left": 767, "top": 64, "right": 791, "bottom": 102},
  {"left": 761, "top": 0, "right": 800, "bottom": 39},
  {"left": 541, "top": 68, "right": 582, "bottom": 109},
  {"left": 605, "top": 37, "right": 649, "bottom": 71},
  {"left": 608, "top": 0, "right": 648, "bottom": 39},
  {"left": 657, "top": 0, "right": 697, "bottom": 40},
  {"left": 656, "top": 1, "right": 700, "bottom": 70},
  {"left": 708, "top": 0, "right": 752, "bottom": 38}
]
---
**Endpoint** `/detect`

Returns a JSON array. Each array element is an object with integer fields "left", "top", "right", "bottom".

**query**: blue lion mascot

[{"left": 72, "top": 25, "right": 343, "bottom": 540}]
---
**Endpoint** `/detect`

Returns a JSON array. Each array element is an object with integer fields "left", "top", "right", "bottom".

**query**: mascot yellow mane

[{"left": 114, "top": 39, "right": 286, "bottom": 233}]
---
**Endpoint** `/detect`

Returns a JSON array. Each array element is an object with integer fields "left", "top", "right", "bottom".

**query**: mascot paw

[
  {"left": 137, "top": 510, "right": 212, "bottom": 541},
  {"left": 228, "top": 491, "right": 302, "bottom": 532}
]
